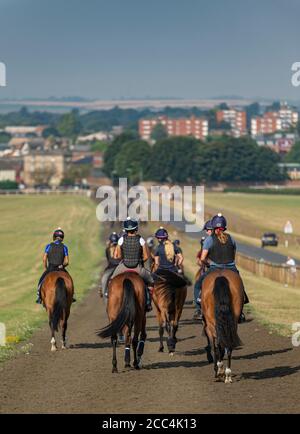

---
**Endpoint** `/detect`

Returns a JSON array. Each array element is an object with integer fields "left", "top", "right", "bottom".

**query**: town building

[
  {"left": 139, "top": 116, "right": 208, "bottom": 141},
  {"left": 4, "top": 125, "right": 47, "bottom": 137},
  {"left": 255, "top": 133, "right": 297, "bottom": 154},
  {"left": 216, "top": 109, "right": 247, "bottom": 137},
  {"left": 251, "top": 105, "right": 298, "bottom": 136},
  {"left": 278, "top": 163, "right": 300, "bottom": 180},
  {"left": 23, "top": 151, "right": 65, "bottom": 187}
]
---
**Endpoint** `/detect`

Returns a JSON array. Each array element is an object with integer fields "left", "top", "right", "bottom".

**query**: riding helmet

[
  {"left": 155, "top": 227, "right": 169, "bottom": 240},
  {"left": 109, "top": 232, "right": 119, "bottom": 245},
  {"left": 202, "top": 219, "right": 213, "bottom": 231},
  {"left": 173, "top": 239, "right": 180, "bottom": 246},
  {"left": 53, "top": 227, "right": 64, "bottom": 240},
  {"left": 211, "top": 213, "right": 227, "bottom": 230},
  {"left": 123, "top": 217, "right": 138, "bottom": 232}
]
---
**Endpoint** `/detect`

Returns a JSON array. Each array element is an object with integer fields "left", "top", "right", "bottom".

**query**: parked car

[{"left": 261, "top": 233, "right": 278, "bottom": 248}]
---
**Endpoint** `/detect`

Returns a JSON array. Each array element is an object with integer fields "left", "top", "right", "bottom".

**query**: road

[{"left": 0, "top": 285, "right": 299, "bottom": 414}]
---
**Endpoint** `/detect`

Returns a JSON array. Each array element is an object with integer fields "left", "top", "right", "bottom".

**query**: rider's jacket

[
  {"left": 208, "top": 233, "right": 235, "bottom": 265},
  {"left": 45, "top": 241, "right": 68, "bottom": 267},
  {"left": 121, "top": 234, "right": 143, "bottom": 268},
  {"left": 154, "top": 242, "right": 180, "bottom": 271}
]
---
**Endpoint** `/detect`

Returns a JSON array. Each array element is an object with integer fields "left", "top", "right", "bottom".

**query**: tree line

[{"left": 103, "top": 133, "right": 286, "bottom": 184}]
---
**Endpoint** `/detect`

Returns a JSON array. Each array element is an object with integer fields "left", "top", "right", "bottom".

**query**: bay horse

[
  {"left": 201, "top": 269, "right": 244, "bottom": 383},
  {"left": 41, "top": 271, "right": 74, "bottom": 352},
  {"left": 152, "top": 268, "right": 187, "bottom": 355},
  {"left": 98, "top": 272, "right": 147, "bottom": 373}
]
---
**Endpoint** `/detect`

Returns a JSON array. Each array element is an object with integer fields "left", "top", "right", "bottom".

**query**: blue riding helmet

[
  {"left": 173, "top": 239, "right": 180, "bottom": 246},
  {"left": 202, "top": 220, "right": 213, "bottom": 231},
  {"left": 109, "top": 232, "right": 119, "bottom": 245},
  {"left": 123, "top": 217, "right": 138, "bottom": 231},
  {"left": 211, "top": 213, "right": 227, "bottom": 230},
  {"left": 155, "top": 227, "right": 169, "bottom": 240},
  {"left": 53, "top": 228, "right": 64, "bottom": 240}
]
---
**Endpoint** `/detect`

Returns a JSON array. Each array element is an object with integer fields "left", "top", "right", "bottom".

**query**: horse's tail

[
  {"left": 213, "top": 276, "right": 242, "bottom": 349},
  {"left": 98, "top": 278, "right": 136, "bottom": 339},
  {"left": 50, "top": 277, "right": 68, "bottom": 332}
]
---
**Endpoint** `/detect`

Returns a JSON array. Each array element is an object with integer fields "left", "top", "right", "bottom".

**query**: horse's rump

[{"left": 155, "top": 269, "right": 187, "bottom": 288}]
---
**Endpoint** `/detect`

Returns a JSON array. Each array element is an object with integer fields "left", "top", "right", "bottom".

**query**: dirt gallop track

[{"left": 0, "top": 287, "right": 300, "bottom": 414}]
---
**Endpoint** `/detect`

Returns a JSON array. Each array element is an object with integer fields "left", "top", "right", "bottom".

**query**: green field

[{"left": 0, "top": 194, "right": 103, "bottom": 359}]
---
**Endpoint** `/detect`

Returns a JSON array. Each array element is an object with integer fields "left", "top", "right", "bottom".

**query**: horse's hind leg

[
  {"left": 204, "top": 325, "right": 214, "bottom": 364},
  {"left": 225, "top": 349, "right": 233, "bottom": 384},
  {"left": 61, "top": 319, "right": 68, "bottom": 349},
  {"left": 111, "top": 334, "right": 118, "bottom": 373},
  {"left": 132, "top": 333, "right": 139, "bottom": 369},
  {"left": 49, "top": 315, "right": 57, "bottom": 352},
  {"left": 137, "top": 316, "right": 147, "bottom": 368},
  {"left": 124, "top": 326, "right": 132, "bottom": 369}
]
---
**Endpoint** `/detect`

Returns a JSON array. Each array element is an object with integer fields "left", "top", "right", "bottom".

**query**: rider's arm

[
  {"left": 43, "top": 253, "right": 48, "bottom": 270},
  {"left": 176, "top": 253, "right": 184, "bottom": 266},
  {"left": 63, "top": 255, "right": 69, "bottom": 267},
  {"left": 200, "top": 249, "right": 209, "bottom": 266},
  {"left": 114, "top": 244, "right": 122, "bottom": 259},
  {"left": 142, "top": 244, "right": 150, "bottom": 262}
]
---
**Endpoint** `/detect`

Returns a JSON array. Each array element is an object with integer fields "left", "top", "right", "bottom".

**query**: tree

[
  {"left": 42, "top": 127, "right": 61, "bottom": 138},
  {"left": 114, "top": 140, "right": 152, "bottom": 184},
  {"left": 0, "top": 132, "right": 11, "bottom": 143},
  {"left": 149, "top": 136, "right": 202, "bottom": 183},
  {"left": 103, "top": 131, "right": 138, "bottom": 177},
  {"left": 285, "top": 141, "right": 300, "bottom": 163},
  {"left": 57, "top": 110, "right": 82, "bottom": 138},
  {"left": 150, "top": 123, "right": 168, "bottom": 141},
  {"left": 62, "top": 164, "right": 91, "bottom": 185}
]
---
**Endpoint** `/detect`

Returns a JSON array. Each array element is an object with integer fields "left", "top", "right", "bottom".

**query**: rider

[
  {"left": 198, "top": 213, "right": 248, "bottom": 321},
  {"left": 36, "top": 228, "right": 75, "bottom": 304},
  {"left": 111, "top": 217, "right": 154, "bottom": 312},
  {"left": 193, "top": 220, "right": 213, "bottom": 320},
  {"left": 154, "top": 227, "right": 184, "bottom": 274},
  {"left": 101, "top": 232, "right": 121, "bottom": 298}
]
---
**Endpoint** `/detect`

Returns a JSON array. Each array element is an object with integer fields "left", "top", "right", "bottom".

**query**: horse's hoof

[
  {"left": 225, "top": 378, "right": 233, "bottom": 384},
  {"left": 112, "top": 367, "right": 118, "bottom": 373},
  {"left": 158, "top": 347, "right": 164, "bottom": 352},
  {"left": 169, "top": 352, "right": 174, "bottom": 357},
  {"left": 61, "top": 345, "right": 67, "bottom": 350},
  {"left": 138, "top": 359, "right": 143, "bottom": 369},
  {"left": 51, "top": 346, "right": 57, "bottom": 352},
  {"left": 124, "top": 363, "right": 131, "bottom": 369}
]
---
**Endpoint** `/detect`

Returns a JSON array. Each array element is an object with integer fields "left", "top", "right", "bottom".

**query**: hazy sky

[{"left": 0, "top": 0, "right": 300, "bottom": 100}]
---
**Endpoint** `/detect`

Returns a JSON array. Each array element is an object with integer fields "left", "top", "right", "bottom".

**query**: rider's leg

[
  {"left": 36, "top": 270, "right": 49, "bottom": 303},
  {"left": 137, "top": 266, "right": 154, "bottom": 312},
  {"left": 101, "top": 268, "right": 115, "bottom": 298}
]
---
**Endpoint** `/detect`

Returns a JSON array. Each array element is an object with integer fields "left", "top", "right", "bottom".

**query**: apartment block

[
  {"left": 139, "top": 116, "right": 209, "bottom": 141},
  {"left": 216, "top": 109, "right": 247, "bottom": 137}
]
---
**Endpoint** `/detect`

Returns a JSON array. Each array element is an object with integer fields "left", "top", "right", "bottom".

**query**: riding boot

[
  {"left": 243, "top": 289, "right": 250, "bottom": 304},
  {"left": 145, "top": 287, "right": 153, "bottom": 312},
  {"left": 36, "top": 284, "right": 42, "bottom": 304}
]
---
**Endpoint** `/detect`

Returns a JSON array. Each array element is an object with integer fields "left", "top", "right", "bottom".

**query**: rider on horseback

[
  {"left": 36, "top": 228, "right": 76, "bottom": 304},
  {"left": 193, "top": 219, "right": 213, "bottom": 320},
  {"left": 198, "top": 214, "right": 249, "bottom": 320},
  {"left": 101, "top": 232, "right": 121, "bottom": 298},
  {"left": 111, "top": 217, "right": 154, "bottom": 312},
  {"left": 154, "top": 228, "right": 183, "bottom": 273}
]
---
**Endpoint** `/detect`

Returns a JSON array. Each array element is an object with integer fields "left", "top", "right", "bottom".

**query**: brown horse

[
  {"left": 152, "top": 268, "right": 187, "bottom": 355},
  {"left": 41, "top": 271, "right": 74, "bottom": 351},
  {"left": 201, "top": 269, "right": 244, "bottom": 384},
  {"left": 98, "top": 272, "right": 147, "bottom": 373}
]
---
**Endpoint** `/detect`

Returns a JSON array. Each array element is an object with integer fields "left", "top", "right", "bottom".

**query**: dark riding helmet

[
  {"left": 173, "top": 239, "right": 180, "bottom": 246},
  {"left": 53, "top": 227, "right": 64, "bottom": 240},
  {"left": 155, "top": 227, "right": 169, "bottom": 240},
  {"left": 203, "top": 219, "right": 213, "bottom": 231},
  {"left": 123, "top": 217, "right": 138, "bottom": 232},
  {"left": 109, "top": 232, "right": 119, "bottom": 245},
  {"left": 211, "top": 213, "right": 227, "bottom": 230}
]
